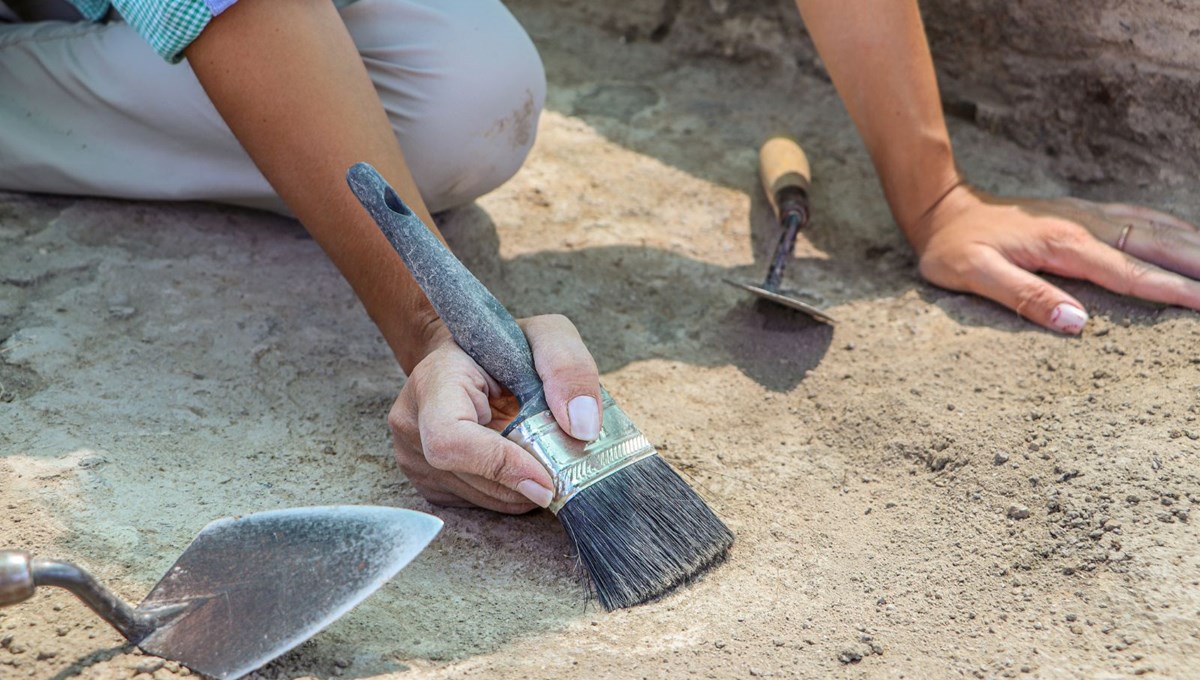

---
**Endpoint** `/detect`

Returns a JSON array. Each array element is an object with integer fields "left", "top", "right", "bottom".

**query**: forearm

[
  {"left": 184, "top": 0, "right": 441, "bottom": 373},
  {"left": 795, "top": 0, "right": 961, "bottom": 249}
]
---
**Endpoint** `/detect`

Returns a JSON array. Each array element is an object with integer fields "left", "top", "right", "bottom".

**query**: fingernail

[
  {"left": 568, "top": 395, "right": 601, "bottom": 441},
  {"left": 1050, "top": 303, "right": 1088, "bottom": 335},
  {"left": 516, "top": 479, "right": 554, "bottom": 508}
]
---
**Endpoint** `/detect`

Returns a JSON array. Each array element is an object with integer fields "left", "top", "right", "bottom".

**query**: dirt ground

[{"left": 3, "top": 3, "right": 1199, "bottom": 680}]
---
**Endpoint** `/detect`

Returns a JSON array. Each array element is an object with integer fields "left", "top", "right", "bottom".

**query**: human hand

[
  {"left": 388, "top": 315, "right": 602, "bottom": 513},
  {"left": 909, "top": 185, "right": 1200, "bottom": 334}
]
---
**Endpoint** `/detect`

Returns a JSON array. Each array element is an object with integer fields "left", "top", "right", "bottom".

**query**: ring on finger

[{"left": 1116, "top": 223, "right": 1133, "bottom": 252}]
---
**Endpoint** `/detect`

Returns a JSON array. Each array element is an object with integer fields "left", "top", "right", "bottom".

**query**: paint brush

[{"left": 346, "top": 163, "right": 734, "bottom": 610}]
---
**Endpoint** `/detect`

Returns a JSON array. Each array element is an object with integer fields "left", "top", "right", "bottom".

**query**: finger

[
  {"left": 388, "top": 391, "right": 477, "bottom": 506},
  {"left": 415, "top": 478, "right": 538, "bottom": 514},
  {"left": 416, "top": 373, "right": 555, "bottom": 508},
  {"left": 389, "top": 367, "right": 494, "bottom": 487},
  {"left": 1110, "top": 222, "right": 1200, "bottom": 279},
  {"left": 962, "top": 247, "right": 1090, "bottom": 334},
  {"left": 398, "top": 394, "right": 536, "bottom": 510},
  {"left": 1100, "top": 203, "right": 1199, "bottom": 232},
  {"left": 1045, "top": 196, "right": 1109, "bottom": 222},
  {"left": 417, "top": 488, "right": 474, "bottom": 507},
  {"left": 388, "top": 387, "right": 424, "bottom": 458},
  {"left": 519, "top": 315, "right": 602, "bottom": 441},
  {"left": 393, "top": 438, "right": 535, "bottom": 512},
  {"left": 451, "top": 470, "right": 540, "bottom": 512},
  {"left": 1045, "top": 237, "right": 1200, "bottom": 311}
]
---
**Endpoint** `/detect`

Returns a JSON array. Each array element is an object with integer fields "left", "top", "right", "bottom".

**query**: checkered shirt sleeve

[{"left": 66, "top": 0, "right": 238, "bottom": 63}]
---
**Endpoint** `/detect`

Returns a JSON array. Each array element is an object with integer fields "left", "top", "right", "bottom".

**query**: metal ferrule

[{"left": 506, "top": 389, "right": 658, "bottom": 513}]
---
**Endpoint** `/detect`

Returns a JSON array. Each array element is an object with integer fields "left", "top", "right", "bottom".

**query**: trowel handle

[
  {"left": 759, "top": 136, "right": 812, "bottom": 223},
  {"left": 345, "top": 163, "right": 548, "bottom": 418},
  {"left": 0, "top": 551, "right": 156, "bottom": 642}
]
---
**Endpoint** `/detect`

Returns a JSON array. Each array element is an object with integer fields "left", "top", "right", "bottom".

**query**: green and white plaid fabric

[
  {"left": 67, "top": 0, "right": 219, "bottom": 63},
  {"left": 66, "top": 0, "right": 109, "bottom": 20}
]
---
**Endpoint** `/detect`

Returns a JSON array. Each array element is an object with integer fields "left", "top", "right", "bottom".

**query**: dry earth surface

[{"left": 3, "top": 2, "right": 1199, "bottom": 680}]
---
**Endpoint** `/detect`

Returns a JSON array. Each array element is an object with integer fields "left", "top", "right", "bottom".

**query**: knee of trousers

[{"left": 352, "top": 0, "right": 546, "bottom": 213}]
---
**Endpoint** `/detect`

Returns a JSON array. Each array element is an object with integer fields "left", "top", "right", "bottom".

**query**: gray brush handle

[{"left": 346, "top": 163, "right": 548, "bottom": 414}]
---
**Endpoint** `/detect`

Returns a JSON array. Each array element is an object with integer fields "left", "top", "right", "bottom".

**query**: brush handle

[{"left": 346, "top": 163, "right": 548, "bottom": 416}]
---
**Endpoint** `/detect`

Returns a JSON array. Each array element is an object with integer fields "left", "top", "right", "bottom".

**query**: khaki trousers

[{"left": 0, "top": 0, "right": 545, "bottom": 214}]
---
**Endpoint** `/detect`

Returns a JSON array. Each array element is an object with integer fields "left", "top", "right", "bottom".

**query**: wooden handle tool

[
  {"left": 722, "top": 135, "right": 833, "bottom": 324},
  {"left": 759, "top": 135, "right": 812, "bottom": 222}
]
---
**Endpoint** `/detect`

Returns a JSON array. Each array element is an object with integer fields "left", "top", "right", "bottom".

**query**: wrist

[
  {"left": 881, "top": 134, "right": 960, "bottom": 227},
  {"left": 897, "top": 174, "right": 967, "bottom": 255},
  {"left": 395, "top": 313, "right": 451, "bottom": 375}
]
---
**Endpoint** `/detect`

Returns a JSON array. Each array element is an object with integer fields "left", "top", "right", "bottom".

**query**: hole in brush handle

[{"left": 383, "top": 186, "right": 411, "bottom": 216}]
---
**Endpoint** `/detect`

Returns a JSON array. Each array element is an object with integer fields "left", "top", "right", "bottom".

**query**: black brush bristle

[{"left": 556, "top": 456, "right": 734, "bottom": 610}]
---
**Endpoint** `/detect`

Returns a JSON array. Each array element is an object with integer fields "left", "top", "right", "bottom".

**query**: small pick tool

[
  {"left": 0, "top": 506, "right": 442, "bottom": 679},
  {"left": 724, "top": 136, "right": 834, "bottom": 324}
]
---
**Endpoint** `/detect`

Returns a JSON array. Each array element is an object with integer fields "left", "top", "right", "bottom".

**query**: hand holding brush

[
  {"left": 347, "top": 163, "right": 734, "bottom": 609},
  {"left": 386, "top": 314, "right": 603, "bottom": 513}
]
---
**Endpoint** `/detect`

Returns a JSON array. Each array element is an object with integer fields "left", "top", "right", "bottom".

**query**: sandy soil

[{"left": 3, "top": 4, "right": 1199, "bottom": 680}]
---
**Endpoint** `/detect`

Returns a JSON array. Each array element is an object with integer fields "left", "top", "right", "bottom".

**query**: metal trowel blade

[
  {"left": 135, "top": 506, "right": 442, "bottom": 680},
  {"left": 723, "top": 278, "right": 836, "bottom": 324}
]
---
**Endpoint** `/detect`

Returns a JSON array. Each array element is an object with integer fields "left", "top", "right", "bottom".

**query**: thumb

[
  {"left": 963, "top": 248, "right": 1089, "bottom": 335},
  {"left": 519, "top": 315, "right": 603, "bottom": 441}
]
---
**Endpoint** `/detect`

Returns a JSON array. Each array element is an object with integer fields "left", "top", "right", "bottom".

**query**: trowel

[
  {"left": 724, "top": 136, "right": 835, "bottom": 324},
  {"left": 0, "top": 505, "right": 442, "bottom": 679}
]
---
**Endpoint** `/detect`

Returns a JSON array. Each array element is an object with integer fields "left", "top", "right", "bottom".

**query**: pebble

[
  {"left": 994, "top": 452, "right": 1009, "bottom": 465},
  {"left": 837, "top": 650, "right": 862, "bottom": 664},
  {"left": 1007, "top": 505, "right": 1031, "bottom": 520},
  {"left": 136, "top": 659, "right": 165, "bottom": 675}
]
